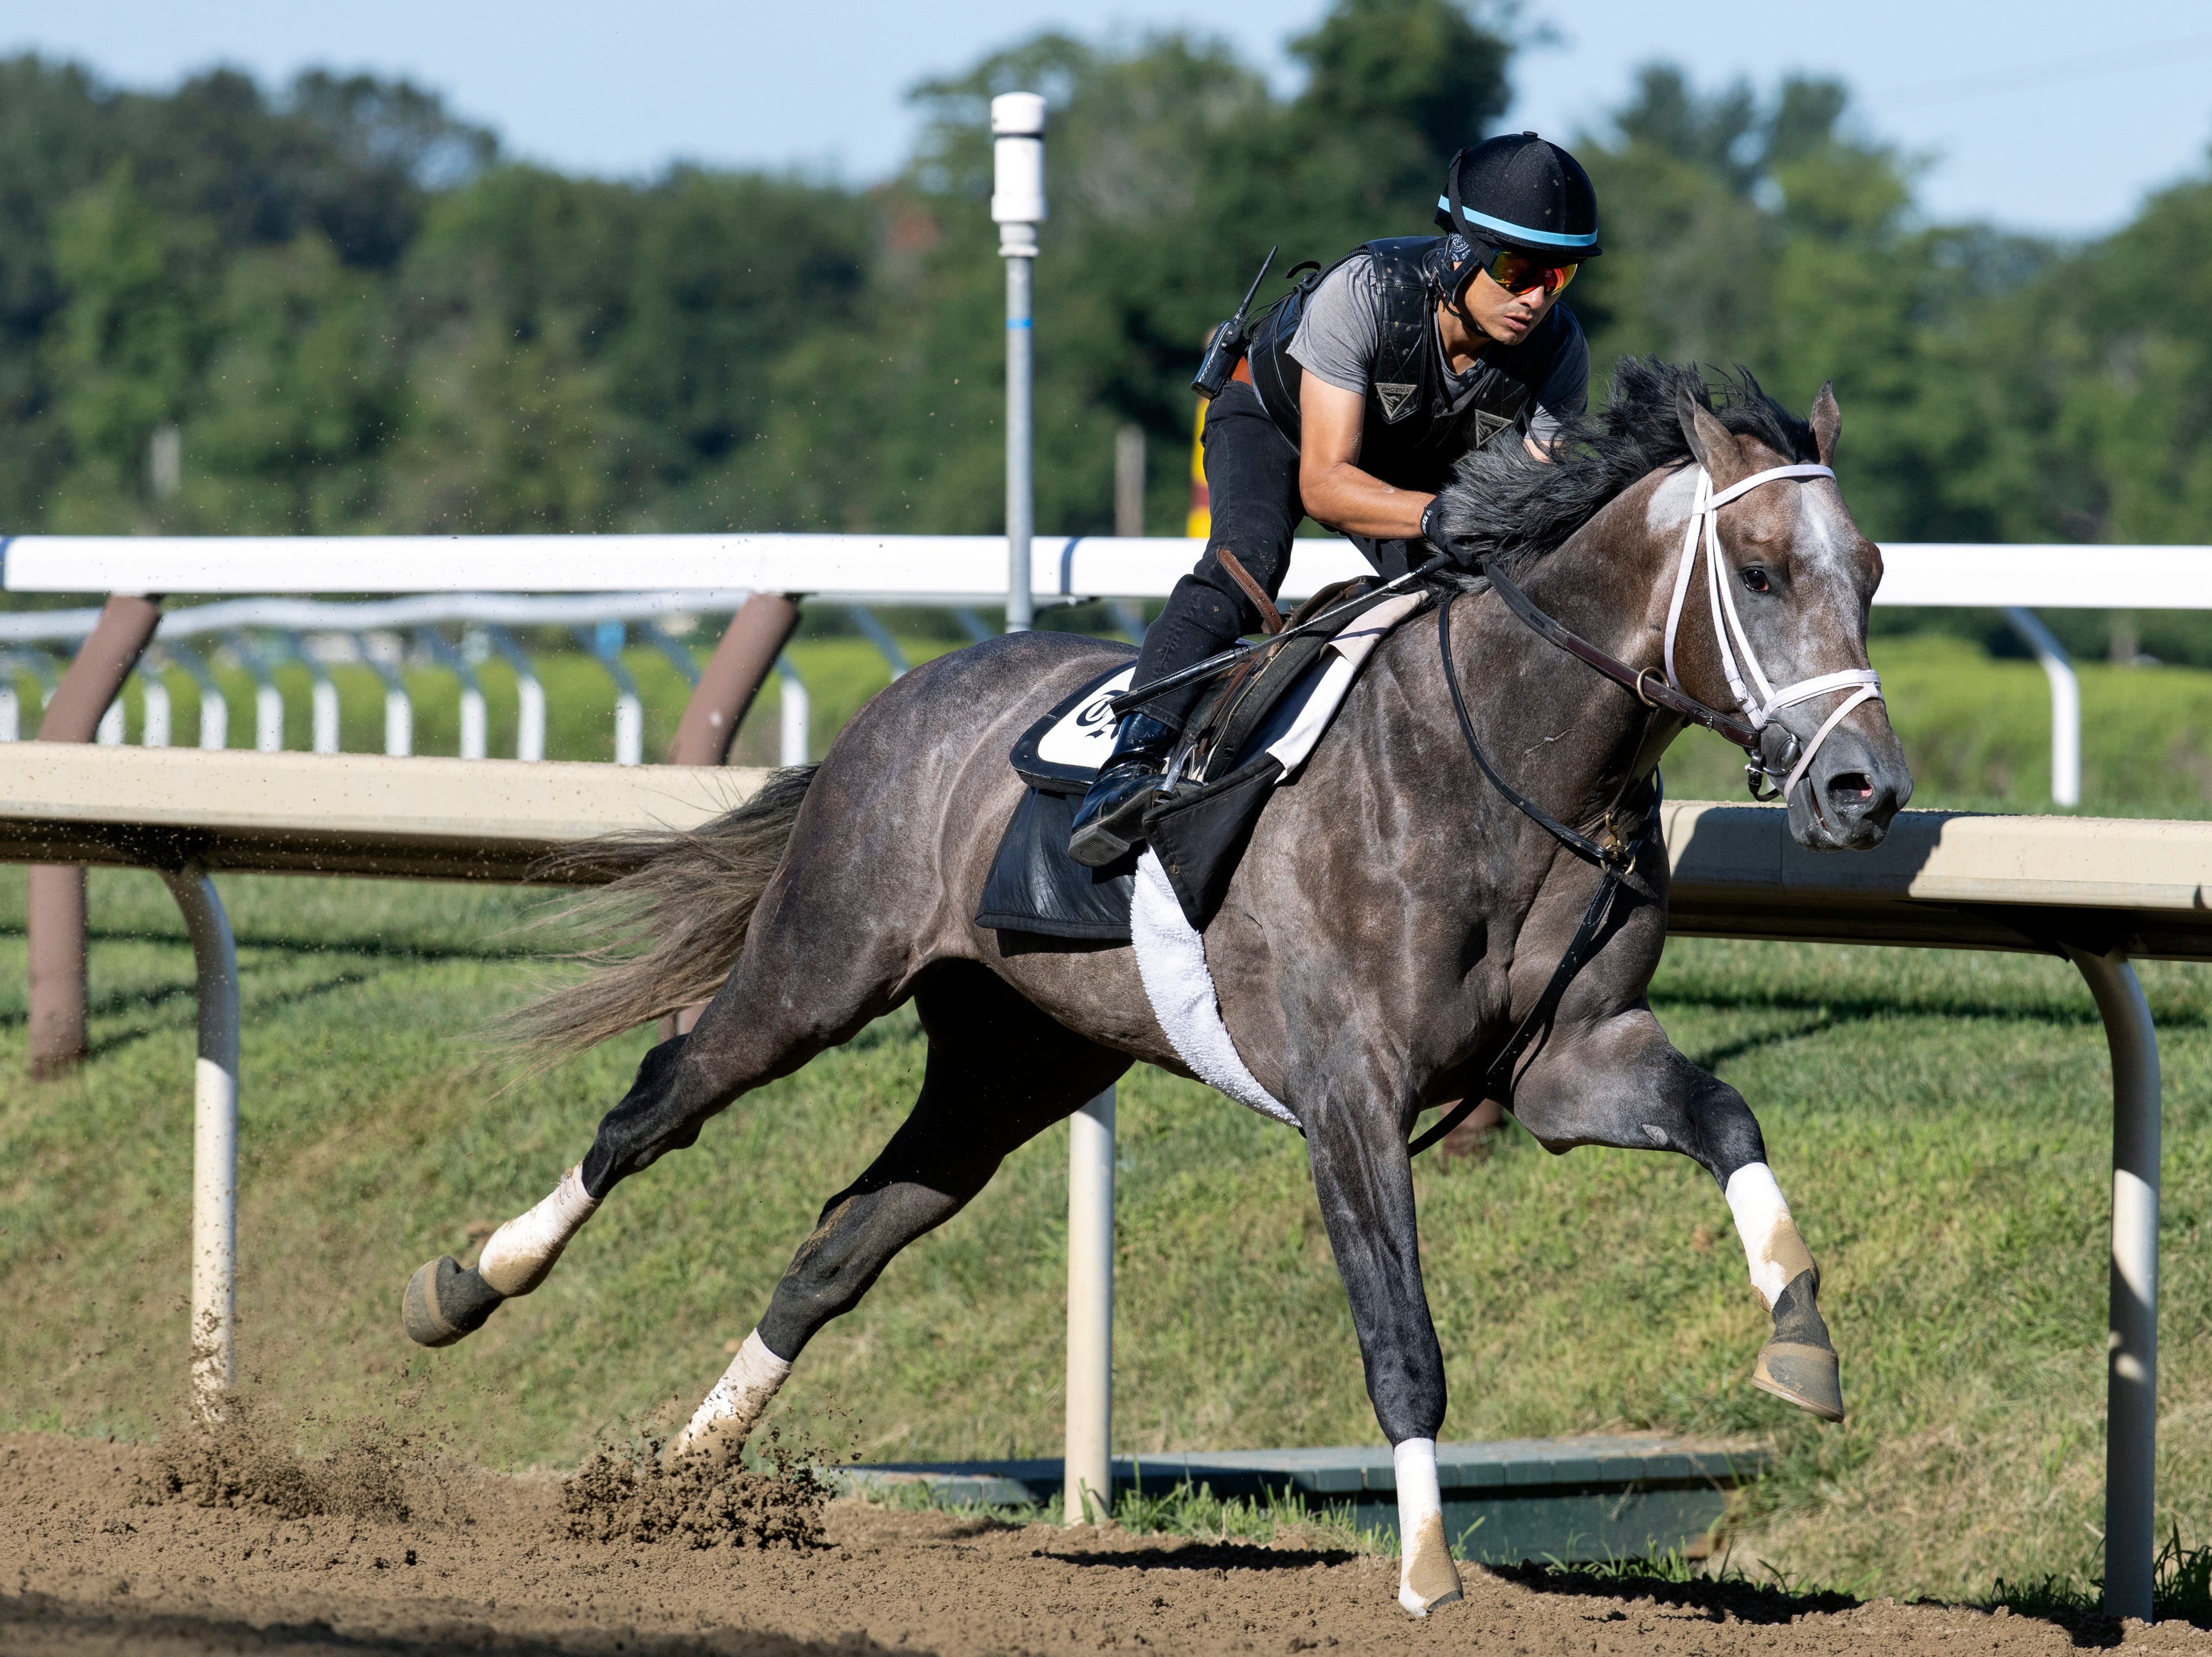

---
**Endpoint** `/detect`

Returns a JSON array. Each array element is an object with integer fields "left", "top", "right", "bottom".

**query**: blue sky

[{"left": 3, "top": 1, "right": 2209, "bottom": 236}]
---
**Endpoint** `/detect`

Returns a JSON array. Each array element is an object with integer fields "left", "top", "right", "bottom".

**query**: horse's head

[{"left": 1665, "top": 381, "right": 1911, "bottom": 850}]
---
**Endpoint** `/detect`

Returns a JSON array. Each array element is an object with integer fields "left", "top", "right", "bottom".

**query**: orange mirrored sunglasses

[{"left": 1482, "top": 248, "right": 1578, "bottom": 298}]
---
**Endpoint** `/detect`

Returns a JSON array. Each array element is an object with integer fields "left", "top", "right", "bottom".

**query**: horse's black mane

[{"left": 1433, "top": 358, "right": 1818, "bottom": 575}]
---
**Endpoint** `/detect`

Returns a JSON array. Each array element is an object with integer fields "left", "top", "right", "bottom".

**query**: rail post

[
  {"left": 485, "top": 626, "right": 545, "bottom": 762},
  {"left": 2066, "top": 945, "right": 2161, "bottom": 1622},
  {"left": 669, "top": 595, "right": 801, "bottom": 766},
  {"left": 775, "top": 657, "right": 810, "bottom": 766},
  {"left": 1064, "top": 1087, "right": 1115, "bottom": 1524},
  {"left": 992, "top": 91, "right": 1045, "bottom": 633},
  {"left": 28, "top": 595, "right": 161, "bottom": 1078},
  {"left": 2006, "top": 607, "right": 2080, "bottom": 807},
  {"left": 161, "top": 867, "right": 239, "bottom": 1420}
]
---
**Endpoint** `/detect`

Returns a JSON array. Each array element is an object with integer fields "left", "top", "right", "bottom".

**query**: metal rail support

[
  {"left": 226, "top": 633, "right": 286, "bottom": 752},
  {"left": 485, "top": 626, "right": 544, "bottom": 762},
  {"left": 642, "top": 622, "right": 702, "bottom": 692},
  {"left": 848, "top": 607, "right": 911, "bottom": 680},
  {"left": 166, "top": 645, "right": 230, "bottom": 751},
  {"left": 415, "top": 627, "right": 489, "bottom": 759},
  {"left": 1064, "top": 1087, "right": 1115, "bottom": 1525},
  {"left": 775, "top": 657, "right": 810, "bottom": 767},
  {"left": 138, "top": 659, "right": 172, "bottom": 748},
  {"left": 266, "top": 633, "right": 342, "bottom": 755},
  {"left": 2005, "top": 607, "right": 2081, "bottom": 807},
  {"left": 576, "top": 625, "right": 644, "bottom": 765},
  {"left": 0, "top": 648, "right": 59, "bottom": 740},
  {"left": 160, "top": 866, "right": 238, "bottom": 1421},
  {"left": 354, "top": 636, "right": 413, "bottom": 756},
  {"left": 669, "top": 594, "right": 800, "bottom": 767},
  {"left": 2066, "top": 945, "right": 2161, "bottom": 1621},
  {"left": 993, "top": 92, "right": 1045, "bottom": 633}
]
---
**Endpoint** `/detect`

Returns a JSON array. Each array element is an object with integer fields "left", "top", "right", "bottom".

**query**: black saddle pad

[
  {"left": 974, "top": 785, "right": 1135, "bottom": 943},
  {"left": 979, "top": 585, "right": 1408, "bottom": 944}
]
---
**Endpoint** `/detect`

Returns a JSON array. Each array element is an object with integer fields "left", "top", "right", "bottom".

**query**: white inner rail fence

[{"left": 5, "top": 533, "right": 2204, "bottom": 804}]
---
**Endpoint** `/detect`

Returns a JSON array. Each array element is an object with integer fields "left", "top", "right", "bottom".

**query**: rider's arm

[{"left": 1297, "top": 377, "right": 1432, "bottom": 539}]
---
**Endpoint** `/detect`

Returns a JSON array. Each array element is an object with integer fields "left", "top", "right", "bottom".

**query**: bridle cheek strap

[{"left": 1663, "top": 461, "right": 1882, "bottom": 801}]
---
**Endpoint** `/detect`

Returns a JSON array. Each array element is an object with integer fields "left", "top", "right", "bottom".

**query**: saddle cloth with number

[{"left": 975, "top": 585, "right": 1427, "bottom": 941}]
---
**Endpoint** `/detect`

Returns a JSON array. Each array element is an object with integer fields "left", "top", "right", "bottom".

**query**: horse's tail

[{"left": 499, "top": 765, "right": 818, "bottom": 1061}]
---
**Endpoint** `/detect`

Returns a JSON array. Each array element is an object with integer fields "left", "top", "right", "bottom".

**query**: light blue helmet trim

[{"left": 1436, "top": 197, "right": 1597, "bottom": 250}]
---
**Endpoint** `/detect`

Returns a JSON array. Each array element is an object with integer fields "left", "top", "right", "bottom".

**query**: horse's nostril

[{"left": 1826, "top": 772, "right": 1874, "bottom": 805}]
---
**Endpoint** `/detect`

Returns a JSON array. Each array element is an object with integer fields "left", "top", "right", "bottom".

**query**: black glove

[{"left": 1420, "top": 495, "right": 1476, "bottom": 569}]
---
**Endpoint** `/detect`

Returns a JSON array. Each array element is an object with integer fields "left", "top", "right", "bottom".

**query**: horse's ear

[
  {"left": 1674, "top": 380, "right": 1734, "bottom": 476},
  {"left": 1809, "top": 381, "right": 1841, "bottom": 467}
]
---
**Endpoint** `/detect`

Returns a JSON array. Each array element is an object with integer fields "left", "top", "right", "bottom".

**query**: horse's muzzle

[{"left": 1786, "top": 721, "right": 1911, "bottom": 851}]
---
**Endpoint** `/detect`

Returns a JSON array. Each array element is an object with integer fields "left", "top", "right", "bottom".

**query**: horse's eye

[{"left": 1742, "top": 567, "right": 1772, "bottom": 594}]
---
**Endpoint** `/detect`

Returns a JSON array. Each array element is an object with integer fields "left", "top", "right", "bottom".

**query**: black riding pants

[{"left": 1131, "top": 381, "right": 1409, "bottom": 731}]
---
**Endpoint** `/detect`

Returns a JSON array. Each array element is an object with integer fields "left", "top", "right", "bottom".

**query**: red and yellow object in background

[{"left": 1186, "top": 394, "right": 1210, "bottom": 538}]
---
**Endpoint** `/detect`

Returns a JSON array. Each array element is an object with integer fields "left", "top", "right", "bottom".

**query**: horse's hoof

[
  {"left": 1751, "top": 1339, "right": 1845, "bottom": 1422},
  {"left": 1398, "top": 1513, "right": 1464, "bottom": 1617},
  {"left": 403, "top": 1255, "right": 506, "bottom": 1348}
]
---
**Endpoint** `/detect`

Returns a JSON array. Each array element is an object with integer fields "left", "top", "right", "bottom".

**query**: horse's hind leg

[
  {"left": 404, "top": 877, "right": 908, "bottom": 1349},
  {"left": 675, "top": 962, "right": 1129, "bottom": 1464},
  {"left": 1510, "top": 1006, "right": 1846, "bottom": 1423}
]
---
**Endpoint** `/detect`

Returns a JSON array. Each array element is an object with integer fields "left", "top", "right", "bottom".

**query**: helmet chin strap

[{"left": 1661, "top": 463, "right": 1883, "bottom": 804}]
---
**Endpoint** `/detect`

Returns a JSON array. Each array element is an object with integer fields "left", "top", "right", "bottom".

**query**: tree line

[{"left": 2, "top": 3, "right": 2207, "bottom": 652}]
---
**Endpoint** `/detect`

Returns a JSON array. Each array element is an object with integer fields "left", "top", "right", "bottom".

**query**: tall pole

[{"left": 992, "top": 92, "right": 1045, "bottom": 633}]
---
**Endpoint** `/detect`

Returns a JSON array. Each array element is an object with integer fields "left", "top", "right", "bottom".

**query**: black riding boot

[{"left": 1067, "top": 712, "right": 1179, "bottom": 868}]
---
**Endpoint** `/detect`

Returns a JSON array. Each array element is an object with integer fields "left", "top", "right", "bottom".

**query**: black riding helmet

[{"left": 1434, "top": 132, "right": 1600, "bottom": 298}]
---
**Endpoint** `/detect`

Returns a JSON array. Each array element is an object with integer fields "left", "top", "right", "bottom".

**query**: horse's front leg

[
  {"left": 1511, "top": 1006, "right": 1845, "bottom": 1422},
  {"left": 1302, "top": 1073, "right": 1463, "bottom": 1618}
]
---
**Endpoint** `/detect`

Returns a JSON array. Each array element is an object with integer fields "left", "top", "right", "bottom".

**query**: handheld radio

[{"left": 1190, "top": 246, "right": 1278, "bottom": 399}]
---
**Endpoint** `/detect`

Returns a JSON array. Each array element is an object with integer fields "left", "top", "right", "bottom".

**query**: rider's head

[{"left": 1435, "top": 133, "right": 1600, "bottom": 347}]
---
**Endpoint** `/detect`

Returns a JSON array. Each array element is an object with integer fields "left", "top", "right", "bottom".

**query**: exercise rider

[{"left": 1068, "top": 132, "right": 1601, "bottom": 867}]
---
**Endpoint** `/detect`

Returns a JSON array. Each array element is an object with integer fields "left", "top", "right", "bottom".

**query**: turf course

[{"left": 3, "top": 631, "right": 2211, "bottom": 1606}]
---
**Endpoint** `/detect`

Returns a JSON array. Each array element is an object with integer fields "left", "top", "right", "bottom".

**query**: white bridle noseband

[{"left": 1660, "top": 463, "right": 1882, "bottom": 802}]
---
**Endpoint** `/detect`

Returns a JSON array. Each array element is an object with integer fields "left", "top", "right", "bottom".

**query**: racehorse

[{"left": 403, "top": 361, "right": 1910, "bottom": 1617}]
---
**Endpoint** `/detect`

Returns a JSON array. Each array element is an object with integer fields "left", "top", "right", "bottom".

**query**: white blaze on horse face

[
  {"left": 1393, "top": 1437, "right": 1464, "bottom": 1616},
  {"left": 475, "top": 1163, "right": 600, "bottom": 1296},
  {"left": 1725, "top": 1162, "right": 1816, "bottom": 1310},
  {"left": 672, "top": 1329, "right": 792, "bottom": 1464},
  {"left": 1771, "top": 480, "right": 1864, "bottom": 675}
]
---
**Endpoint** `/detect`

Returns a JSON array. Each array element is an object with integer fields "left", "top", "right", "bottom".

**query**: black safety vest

[{"left": 1245, "top": 235, "right": 1576, "bottom": 492}]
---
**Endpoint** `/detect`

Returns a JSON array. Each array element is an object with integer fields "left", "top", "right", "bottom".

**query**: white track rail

[{"left": 3, "top": 536, "right": 2195, "bottom": 804}]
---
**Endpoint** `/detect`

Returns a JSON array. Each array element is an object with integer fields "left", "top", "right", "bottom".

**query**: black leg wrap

[
  {"left": 580, "top": 1033, "right": 692, "bottom": 1199},
  {"left": 402, "top": 1255, "right": 507, "bottom": 1348},
  {"left": 1751, "top": 1267, "right": 1845, "bottom": 1422}
]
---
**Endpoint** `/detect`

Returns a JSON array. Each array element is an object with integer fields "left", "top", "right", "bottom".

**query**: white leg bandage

[
  {"left": 476, "top": 1164, "right": 600, "bottom": 1296},
  {"left": 1725, "top": 1162, "right": 1815, "bottom": 1309},
  {"left": 1393, "top": 1437, "right": 1461, "bottom": 1617},
  {"left": 672, "top": 1329, "right": 792, "bottom": 1464}
]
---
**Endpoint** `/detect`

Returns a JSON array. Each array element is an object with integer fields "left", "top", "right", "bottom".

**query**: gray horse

[{"left": 405, "top": 362, "right": 1909, "bottom": 1617}]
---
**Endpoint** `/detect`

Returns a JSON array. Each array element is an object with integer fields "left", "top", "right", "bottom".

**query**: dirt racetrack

[{"left": 3, "top": 1430, "right": 2205, "bottom": 1656}]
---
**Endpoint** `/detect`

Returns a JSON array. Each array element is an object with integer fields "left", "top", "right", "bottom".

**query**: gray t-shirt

[{"left": 1286, "top": 247, "right": 1589, "bottom": 442}]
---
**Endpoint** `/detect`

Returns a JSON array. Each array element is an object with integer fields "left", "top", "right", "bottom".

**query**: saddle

[{"left": 977, "top": 580, "right": 1424, "bottom": 942}]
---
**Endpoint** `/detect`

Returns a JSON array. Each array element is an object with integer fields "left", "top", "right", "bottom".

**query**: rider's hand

[{"left": 1420, "top": 496, "right": 1477, "bottom": 569}]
